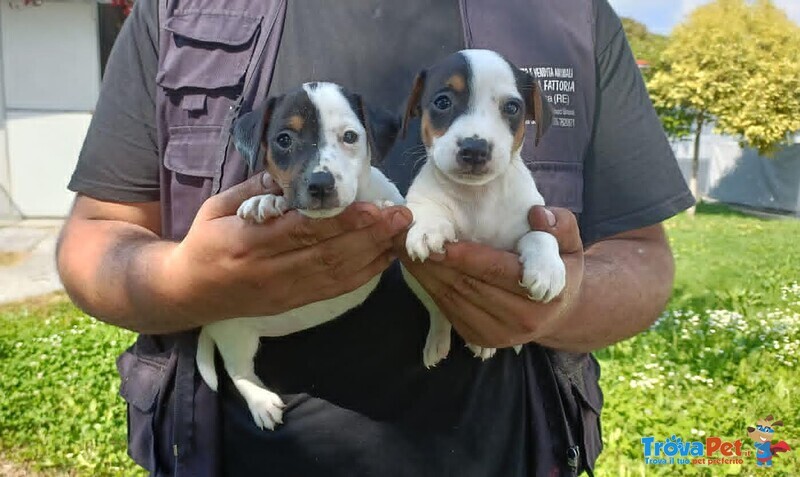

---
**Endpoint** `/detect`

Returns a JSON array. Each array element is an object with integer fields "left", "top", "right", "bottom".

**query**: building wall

[{"left": 0, "top": 1, "right": 99, "bottom": 217}]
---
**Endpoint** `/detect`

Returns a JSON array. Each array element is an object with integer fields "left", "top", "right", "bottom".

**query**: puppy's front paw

[
  {"left": 237, "top": 194, "right": 288, "bottom": 223},
  {"left": 245, "top": 388, "right": 286, "bottom": 431},
  {"left": 466, "top": 343, "right": 497, "bottom": 360},
  {"left": 519, "top": 250, "right": 566, "bottom": 303},
  {"left": 373, "top": 200, "right": 395, "bottom": 209},
  {"left": 405, "top": 220, "right": 456, "bottom": 262}
]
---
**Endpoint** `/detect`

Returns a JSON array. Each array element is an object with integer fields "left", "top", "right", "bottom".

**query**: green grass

[
  {"left": 595, "top": 203, "right": 800, "bottom": 476},
  {"left": 0, "top": 294, "right": 142, "bottom": 476},
  {"left": 0, "top": 203, "right": 798, "bottom": 476}
]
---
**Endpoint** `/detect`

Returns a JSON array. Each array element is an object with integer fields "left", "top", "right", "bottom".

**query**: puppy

[
  {"left": 196, "top": 82, "right": 404, "bottom": 430},
  {"left": 401, "top": 49, "right": 566, "bottom": 367}
]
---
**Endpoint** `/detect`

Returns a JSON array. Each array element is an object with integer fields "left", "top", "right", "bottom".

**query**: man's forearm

[
  {"left": 537, "top": 225, "right": 674, "bottom": 352},
  {"left": 57, "top": 216, "right": 199, "bottom": 334}
]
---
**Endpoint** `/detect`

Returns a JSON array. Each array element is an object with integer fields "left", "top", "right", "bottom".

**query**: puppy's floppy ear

[
  {"left": 518, "top": 70, "right": 552, "bottom": 147},
  {"left": 401, "top": 70, "right": 427, "bottom": 139},
  {"left": 773, "top": 420, "right": 784, "bottom": 427},
  {"left": 747, "top": 427, "right": 756, "bottom": 433},
  {"left": 231, "top": 96, "right": 277, "bottom": 174},
  {"left": 352, "top": 94, "right": 400, "bottom": 165}
]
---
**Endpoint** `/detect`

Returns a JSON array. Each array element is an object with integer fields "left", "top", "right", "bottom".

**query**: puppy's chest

[{"left": 452, "top": 200, "right": 530, "bottom": 251}]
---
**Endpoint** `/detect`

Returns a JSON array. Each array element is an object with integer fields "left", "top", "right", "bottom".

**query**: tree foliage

[{"left": 648, "top": 0, "right": 800, "bottom": 153}]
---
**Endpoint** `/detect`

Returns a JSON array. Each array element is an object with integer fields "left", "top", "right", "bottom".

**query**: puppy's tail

[{"left": 196, "top": 328, "right": 219, "bottom": 392}]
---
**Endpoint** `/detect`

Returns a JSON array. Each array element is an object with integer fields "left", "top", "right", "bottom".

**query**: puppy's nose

[
  {"left": 457, "top": 137, "right": 490, "bottom": 165},
  {"left": 307, "top": 171, "right": 336, "bottom": 199}
]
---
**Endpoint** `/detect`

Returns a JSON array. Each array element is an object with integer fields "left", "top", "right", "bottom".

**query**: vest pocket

[
  {"left": 163, "top": 126, "right": 222, "bottom": 239},
  {"left": 158, "top": 11, "right": 261, "bottom": 91},
  {"left": 117, "top": 347, "right": 176, "bottom": 473},
  {"left": 527, "top": 161, "right": 584, "bottom": 214}
]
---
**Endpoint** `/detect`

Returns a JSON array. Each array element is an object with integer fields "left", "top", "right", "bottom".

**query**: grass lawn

[{"left": 0, "top": 203, "right": 798, "bottom": 476}]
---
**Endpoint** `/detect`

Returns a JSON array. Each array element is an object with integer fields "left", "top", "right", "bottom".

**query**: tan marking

[
  {"left": 421, "top": 111, "right": 445, "bottom": 148},
  {"left": 287, "top": 115, "right": 304, "bottom": 132},
  {"left": 263, "top": 146, "right": 300, "bottom": 189},
  {"left": 446, "top": 74, "right": 466, "bottom": 93},
  {"left": 512, "top": 120, "right": 526, "bottom": 152}
]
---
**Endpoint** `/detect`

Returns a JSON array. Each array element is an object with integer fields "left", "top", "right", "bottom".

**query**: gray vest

[{"left": 116, "top": 1, "right": 602, "bottom": 475}]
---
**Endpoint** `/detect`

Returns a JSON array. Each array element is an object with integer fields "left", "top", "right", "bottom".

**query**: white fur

[
  {"left": 198, "top": 83, "right": 404, "bottom": 430},
  {"left": 404, "top": 50, "right": 566, "bottom": 367}
]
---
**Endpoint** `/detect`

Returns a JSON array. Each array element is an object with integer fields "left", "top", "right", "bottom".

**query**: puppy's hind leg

[
  {"left": 402, "top": 266, "right": 451, "bottom": 368},
  {"left": 215, "top": 331, "right": 285, "bottom": 430}
]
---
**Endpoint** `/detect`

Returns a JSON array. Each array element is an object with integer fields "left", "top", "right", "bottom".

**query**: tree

[{"left": 647, "top": 0, "right": 800, "bottom": 215}]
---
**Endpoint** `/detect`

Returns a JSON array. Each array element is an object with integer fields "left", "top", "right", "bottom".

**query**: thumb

[
  {"left": 198, "top": 172, "right": 282, "bottom": 220},
  {"left": 528, "top": 206, "right": 583, "bottom": 254}
]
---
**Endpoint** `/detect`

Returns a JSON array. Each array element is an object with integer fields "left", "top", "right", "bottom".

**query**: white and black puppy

[
  {"left": 196, "top": 82, "right": 404, "bottom": 430},
  {"left": 401, "top": 49, "right": 566, "bottom": 367}
]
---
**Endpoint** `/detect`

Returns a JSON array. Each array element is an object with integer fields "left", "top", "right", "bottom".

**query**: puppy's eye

[
  {"left": 342, "top": 130, "right": 359, "bottom": 144},
  {"left": 433, "top": 94, "right": 452, "bottom": 111},
  {"left": 502, "top": 100, "right": 521, "bottom": 116},
  {"left": 275, "top": 133, "right": 293, "bottom": 150}
]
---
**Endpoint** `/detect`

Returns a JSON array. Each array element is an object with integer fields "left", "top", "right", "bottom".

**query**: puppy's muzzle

[
  {"left": 456, "top": 137, "right": 492, "bottom": 173},
  {"left": 307, "top": 171, "right": 336, "bottom": 200}
]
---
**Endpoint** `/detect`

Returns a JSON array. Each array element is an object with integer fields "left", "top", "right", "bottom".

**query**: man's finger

[
  {"left": 199, "top": 172, "right": 282, "bottom": 220},
  {"left": 528, "top": 206, "right": 583, "bottom": 254},
  {"left": 243, "top": 205, "right": 411, "bottom": 256},
  {"left": 431, "top": 242, "right": 530, "bottom": 297}
]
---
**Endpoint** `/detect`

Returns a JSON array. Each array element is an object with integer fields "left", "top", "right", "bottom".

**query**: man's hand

[
  {"left": 397, "top": 206, "right": 583, "bottom": 349},
  {"left": 58, "top": 172, "right": 412, "bottom": 334},
  {"left": 164, "top": 172, "right": 412, "bottom": 322}
]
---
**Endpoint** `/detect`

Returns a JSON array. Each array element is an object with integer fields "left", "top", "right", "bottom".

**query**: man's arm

[
  {"left": 396, "top": 206, "right": 674, "bottom": 353},
  {"left": 58, "top": 173, "right": 412, "bottom": 335}
]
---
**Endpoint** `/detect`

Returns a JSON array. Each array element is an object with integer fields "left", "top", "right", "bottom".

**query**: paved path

[{"left": 0, "top": 220, "right": 64, "bottom": 304}]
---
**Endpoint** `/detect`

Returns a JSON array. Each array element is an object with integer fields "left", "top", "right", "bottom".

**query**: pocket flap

[
  {"left": 165, "top": 11, "right": 260, "bottom": 46},
  {"left": 157, "top": 12, "right": 260, "bottom": 90},
  {"left": 117, "top": 351, "right": 168, "bottom": 413},
  {"left": 164, "top": 126, "right": 223, "bottom": 177}
]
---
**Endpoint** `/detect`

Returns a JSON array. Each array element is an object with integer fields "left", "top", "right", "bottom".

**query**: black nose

[
  {"left": 457, "top": 137, "right": 491, "bottom": 165},
  {"left": 307, "top": 171, "right": 336, "bottom": 199}
]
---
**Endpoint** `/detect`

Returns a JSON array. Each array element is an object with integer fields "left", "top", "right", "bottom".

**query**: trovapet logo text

[{"left": 641, "top": 435, "right": 751, "bottom": 465}]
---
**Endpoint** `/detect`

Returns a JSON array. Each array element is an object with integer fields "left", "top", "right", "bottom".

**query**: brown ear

[
  {"left": 766, "top": 415, "right": 774, "bottom": 421},
  {"left": 402, "top": 70, "right": 427, "bottom": 139},
  {"left": 773, "top": 420, "right": 783, "bottom": 427},
  {"left": 747, "top": 427, "right": 756, "bottom": 433},
  {"left": 528, "top": 80, "right": 552, "bottom": 147}
]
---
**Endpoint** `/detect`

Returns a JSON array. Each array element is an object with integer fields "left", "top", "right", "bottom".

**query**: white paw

[
  {"left": 405, "top": 221, "right": 456, "bottom": 262},
  {"left": 466, "top": 343, "right": 497, "bottom": 360},
  {"left": 237, "top": 194, "right": 288, "bottom": 223},
  {"left": 373, "top": 200, "right": 395, "bottom": 209},
  {"left": 423, "top": 325, "right": 451, "bottom": 368},
  {"left": 245, "top": 388, "right": 286, "bottom": 430},
  {"left": 519, "top": 251, "right": 566, "bottom": 303}
]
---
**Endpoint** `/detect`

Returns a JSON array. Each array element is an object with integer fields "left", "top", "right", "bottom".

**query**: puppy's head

[
  {"left": 403, "top": 49, "right": 552, "bottom": 185},
  {"left": 232, "top": 82, "right": 399, "bottom": 217}
]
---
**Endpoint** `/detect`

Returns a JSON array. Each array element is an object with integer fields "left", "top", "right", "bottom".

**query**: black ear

[
  {"left": 231, "top": 97, "right": 277, "bottom": 174},
  {"left": 517, "top": 70, "right": 552, "bottom": 146},
  {"left": 352, "top": 94, "right": 401, "bottom": 164},
  {"left": 401, "top": 70, "right": 427, "bottom": 139}
]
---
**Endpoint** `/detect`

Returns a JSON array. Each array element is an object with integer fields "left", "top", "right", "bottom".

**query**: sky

[{"left": 608, "top": 0, "right": 800, "bottom": 34}]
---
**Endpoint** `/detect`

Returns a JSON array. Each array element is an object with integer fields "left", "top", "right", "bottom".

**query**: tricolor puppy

[
  {"left": 401, "top": 49, "right": 566, "bottom": 367},
  {"left": 196, "top": 82, "right": 404, "bottom": 430}
]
